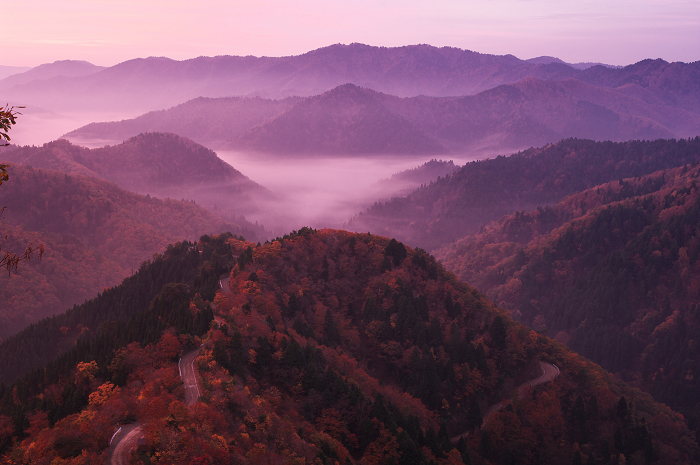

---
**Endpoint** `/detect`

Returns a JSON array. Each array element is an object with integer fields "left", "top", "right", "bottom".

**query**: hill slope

[
  {"left": 348, "top": 138, "right": 700, "bottom": 251},
  {"left": 0, "top": 163, "right": 263, "bottom": 339},
  {"left": 0, "top": 229, "right": 697, "bottom": 464},
  {"left": 434, "top": 162, "right": 700, "bottom": 436},
  {"left": 1, "top": 133, "right": 270, "bottom": 217}
]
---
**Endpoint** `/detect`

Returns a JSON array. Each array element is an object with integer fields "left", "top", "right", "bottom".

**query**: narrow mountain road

[
  {"left": 220, "top": 276, "right": 232, "bottom": 296},
  {"left": 108, "top": 345, "right": 204, "bottom": 464},
  {"left": 107, "top": 423, "right": 143, "bottom": 465},
  {"left": 180, "top": 345, "right": 203, "bottom": 407},
  {"left": 451, "top": 361, "right": 560, "bottom": 443}
]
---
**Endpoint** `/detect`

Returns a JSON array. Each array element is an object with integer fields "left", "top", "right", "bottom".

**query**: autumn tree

[{"left": 1, "top": 105, "right": 43, "bottom": 275}]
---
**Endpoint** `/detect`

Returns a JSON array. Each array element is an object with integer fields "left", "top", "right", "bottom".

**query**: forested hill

[
  {"left": 0, "top": 163, "right": 264, "bottom": 340},
  {"left": 434, "top": 162, "right": 700, "bottom": 437},
  {"left": 348, "top": 137, "right": 700, "bottom": 251},
  {"left": 0, "top": 232, "right": 231, "bottom": 401},
  {"left": 1, "top": 132, "right": 271, "bottom": 217},
  {"left": 1, "top": 229, "right": 697, "bottom": 463}
]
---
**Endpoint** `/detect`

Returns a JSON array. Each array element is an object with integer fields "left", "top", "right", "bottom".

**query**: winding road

[
  {"left": 107, "top": 345, "right": 204, "bottom": 464},
  {"left": 180, "top": 345, "right": 203, "bottom": 407},
  {"left": 220, "top": 276, "right": 232, "bottom": 296},
  {"left": 451, "top": 361, "right": 560, "bottom": 443}
]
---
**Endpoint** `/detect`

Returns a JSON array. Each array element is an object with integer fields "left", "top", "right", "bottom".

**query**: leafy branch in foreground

[
  {"left": 1, "top": 105, "right": 43, "bottom": 274},
  {"left": 0, "top": 218, "right": 44, "bottom": 276},
  {"left": 0, "top": 105, "right": 22, "bottom": 145}
]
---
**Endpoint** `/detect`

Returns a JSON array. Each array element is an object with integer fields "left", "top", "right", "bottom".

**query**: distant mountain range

[
  {"left": 3, "top": 43, "right": 699, "bottom": 116},
  {"left": 0, "top": 60, "right": 104, "bottom": 89},
  {"left": 65, "top": 96, "right": 300, "bottom": 148},
  {"left": 1, "top": 132, "right": 270, "bottom": 217},
  {"left": 525, "top": 56, "right": 623, "bottom": 70},
  {"left": 65, "top": 79, "right": 700, "bottom": 155},
  {"left": 0, "top": 65, "right": 32, "bottom": 81}
]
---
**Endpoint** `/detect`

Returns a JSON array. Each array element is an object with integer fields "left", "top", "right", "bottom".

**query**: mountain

[
  {"left": 526, "top": 56, "right": 623, "bottom": 70},
  {"left": 224, "top": 84, "right": 449, "bottom": 155},
  {"left": 1, "top": 132, "right": 270, "bottom": 217},
  {"left": 368, "top": 159, "right": 459, "bottom": 200},
  {"left": 65, "top": 95, "right": 300, "bottom": 148},
  {"left": 0, "top": 163, "right": 264, "bottom": 340},
  {"left": 0, "top": 229, "right": 697, "bottom": 464},
  {"left": 67, "top": 79, "right": 700, "bottom": 155},
  {"left": 348, "top": 138, "right": 700, "bottom": 251},
  {"left": 433, "top": 162, "right": 700, "bottom": 437},
  {"left": 3, "top": 44, "right": 699, "bottom": 115},
  {"left": 0, "top": 65, "right": 31, "bottom": 81},
  {"left": 0, "top": 60, "right": 104, "bottom": 90},
  {"left": 375, "top": 78, "right": 695, "bottom": 153}
]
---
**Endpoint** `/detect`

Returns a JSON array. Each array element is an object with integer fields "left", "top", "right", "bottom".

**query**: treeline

[{"left": 350, "top": 137, "right": 700, "bottom": 251}]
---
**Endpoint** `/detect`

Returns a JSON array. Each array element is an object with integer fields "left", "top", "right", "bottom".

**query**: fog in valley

[
  {"left": 216, "top": 151, "right": 476, "bottom": 235},
  {"left": 5, "top": 108, "right": 478, "bottom": 237}
]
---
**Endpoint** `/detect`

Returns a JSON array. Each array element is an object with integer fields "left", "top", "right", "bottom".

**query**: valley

[{"left": 1, "top": 41, "right": 700, "bottom": 465}]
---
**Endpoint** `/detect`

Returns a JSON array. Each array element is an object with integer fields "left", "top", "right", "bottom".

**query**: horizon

[
  {"left": 4, "top": 0, "right": 699, "bottom": 68},
  {"left": 1, "top": 42, "right": 685, "bottom": 72}
]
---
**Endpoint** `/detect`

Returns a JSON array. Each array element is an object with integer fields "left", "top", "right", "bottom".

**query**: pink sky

[{"left": 4, "top": 0, "right": 699, "bottom": 67}]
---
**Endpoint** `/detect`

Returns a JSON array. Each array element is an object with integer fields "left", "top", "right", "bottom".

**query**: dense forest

[
  {"left": 1, "top": 229, "right": 696, "bottom": 464},
  {"left": 0, "top": 232, "right": 236, "bottom": 385},
  {"left": 0, "top": 163, "right": 263, "bottom": 339},
  {"left": 349, "top": 137, "right": 700, "bottom": 251},
  {"left": 434, "top": 162, "right": 700, "bottom": 437}
]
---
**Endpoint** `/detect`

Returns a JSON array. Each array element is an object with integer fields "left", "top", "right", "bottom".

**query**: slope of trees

[
  {"left": 0, "top": 229, "right": 697, "bottom": 463},
  {"left": 0, "top": 163, "right": 262, "bottom": 340},
  {"left": 0, "top": 232, "right": 235, "bottom": 385},
  {"left": 1, "top": 133, "right": 271, "bottom": 218},
  {"left": 350, "top": 137, "right": 700, "bottom": 251},
  {"left": 435, "top": 162, "right": 700, "bottom": 436}
]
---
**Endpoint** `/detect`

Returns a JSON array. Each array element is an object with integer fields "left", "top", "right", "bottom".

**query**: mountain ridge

[
  {"left": 65, "top": 79, "right": 700, "bottom": 155},
  {"left": 4, "top": 43, "right": 700, "bottom": 114}
]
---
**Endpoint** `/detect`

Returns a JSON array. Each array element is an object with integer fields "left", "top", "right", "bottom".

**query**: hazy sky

[{"left": 4, "top": 0, "right": 699, "bottom": 67}]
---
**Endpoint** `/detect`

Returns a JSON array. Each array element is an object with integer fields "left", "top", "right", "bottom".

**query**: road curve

[
  {"left": 108, "top": 345, "right": 205, "bottom": 464},
  {"left": 108, "top": 423, "right": 143, "bottom": 465},
  {"left": 220, "top": 276, "right": 232, "bottom": 296},
  {"left": 451, "top": 361, "right": 559, "bottom": 443}
]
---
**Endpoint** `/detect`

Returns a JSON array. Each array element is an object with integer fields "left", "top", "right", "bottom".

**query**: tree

[
  {"left": 0, "top": 106, "right": 44, "bottom": 275},
  {"left": 0, "top": 105, "right": 21, "bottom": 147}
]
